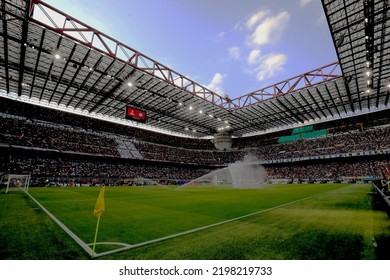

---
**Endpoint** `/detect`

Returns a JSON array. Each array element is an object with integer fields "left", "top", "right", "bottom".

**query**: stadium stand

[
  {"left": 1, "top": 96, "right": 389, "bottom": 185},
  {"left": 0, "top": 0, "right": 389, "bottom": 188}
]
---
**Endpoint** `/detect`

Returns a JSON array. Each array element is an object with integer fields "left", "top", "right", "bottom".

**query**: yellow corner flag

[
  {"left": 92, "top": 186, "right": 105, "bottom": 257},
  {"left": 93, "top": 186, "right": 105, "bottom": 217}
]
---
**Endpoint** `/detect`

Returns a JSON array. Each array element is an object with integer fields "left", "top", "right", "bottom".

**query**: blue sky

[{"left": 43, "top": 0, "right": 338, "bottom": 99}]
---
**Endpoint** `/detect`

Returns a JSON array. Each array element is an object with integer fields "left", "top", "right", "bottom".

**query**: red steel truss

[
  {"left": 228, "top": 61, "right": 341, "bottom": 109},
  {"left": 28, "top": 0, "right": 235, "bottom": 110},
  {"left": 29, "top": 0, "right": 342, "bottom": 110}
]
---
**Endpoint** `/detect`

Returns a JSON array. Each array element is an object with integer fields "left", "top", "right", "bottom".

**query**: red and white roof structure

[{"left": 0, "top": 0, "right": 389, "bottom": 137}]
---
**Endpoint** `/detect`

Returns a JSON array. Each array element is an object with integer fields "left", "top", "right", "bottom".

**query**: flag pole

[
  {"left": 92, "top": 186, "right": 105, "bottom": 258},
  {"left": 92, "top": 214, "right": 101, "bottom": 257}
]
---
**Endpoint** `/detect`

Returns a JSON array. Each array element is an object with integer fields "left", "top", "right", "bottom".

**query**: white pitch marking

[{"left": 93, "top": 187, "right": 343, "bottom": 258}]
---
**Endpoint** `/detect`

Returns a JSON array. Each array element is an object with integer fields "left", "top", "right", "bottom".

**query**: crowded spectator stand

[{"left": 1, "top": 97, "right": 389, "bottom": 186}]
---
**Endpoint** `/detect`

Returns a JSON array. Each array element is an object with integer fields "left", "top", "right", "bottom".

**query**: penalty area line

[{"left": 93, "top": 187, "right": 340, "bottom": 258}]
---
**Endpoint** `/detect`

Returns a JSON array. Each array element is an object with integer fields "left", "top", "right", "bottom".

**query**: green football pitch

[{"left": 0, "top": 183, "right": 389, "bottom": 259}]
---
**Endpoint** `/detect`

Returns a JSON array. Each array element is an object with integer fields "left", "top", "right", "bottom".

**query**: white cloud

[
  {"left": 299, "top": 0, "right": 313, "bottom": 7},
  {"left": 228, "top": 47, "right": 241, "bottom": 60},
  {"left": 216, "top": 32, "right": 226, "bottom": 42},
  {"left": 254, "top": 53, "right": 287, "bottom": 81},
  {"left": 207, "top": 72, "right": 226, "bottom": 95},
  {"left": 247, "top": 49, "right": 261, "bottom": 65},
  {"left": 234, "top": 8, "right": 290, "bottom": 85},
  {"left": 246, "top": 10, "right": 270, "bottom": 29},
  {"left": 249, "top": 11, "right": 290, "bottom": 46}
]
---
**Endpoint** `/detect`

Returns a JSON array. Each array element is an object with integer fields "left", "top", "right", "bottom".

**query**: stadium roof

[{"left": 0, "top": 0, "right": 389, "bottom": 138}]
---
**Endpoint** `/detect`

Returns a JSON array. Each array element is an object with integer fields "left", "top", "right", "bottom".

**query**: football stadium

[{"left": 0, "top": 0, "right": 390, "bottom": 261}]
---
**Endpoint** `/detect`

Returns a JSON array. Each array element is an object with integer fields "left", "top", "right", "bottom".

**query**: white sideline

[
  {"left": 25, "top": 186, "right": 345, "bottom": 258},
  {"left": 93, "top": 187, "right": 340, "bottom": 258},
  {"left": 24, "top": 191, "right": 94, "bottom": 256}
]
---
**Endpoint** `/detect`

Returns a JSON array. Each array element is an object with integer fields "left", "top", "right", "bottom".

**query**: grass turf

[{"left": 0, "top": 183, "right": 389, "bottom": 259}]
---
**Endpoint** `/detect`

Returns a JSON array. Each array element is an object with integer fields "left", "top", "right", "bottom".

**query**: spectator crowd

[
  {"left": 0, "top": 152, "right": 210, "bottom": 186},
  {"left": 1, "top": 96, "right": 390, "bottom": 184}
]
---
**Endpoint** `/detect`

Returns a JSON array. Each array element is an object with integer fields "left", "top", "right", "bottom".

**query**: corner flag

[
  {"left": 92, "top": 186, "right": 105, "bottom": 257},
  {"left": 93, "top": 186, "right": 105, "bottom": 217}
]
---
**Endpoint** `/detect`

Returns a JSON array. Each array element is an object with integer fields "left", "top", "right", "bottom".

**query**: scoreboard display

[{"left": 125, "top": 106, "right": 147, "bottom": 123}]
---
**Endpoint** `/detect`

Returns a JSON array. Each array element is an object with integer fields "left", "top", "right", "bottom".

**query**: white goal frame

[{"left": 3, "top": 174, "right": 31, "bottom": 194}]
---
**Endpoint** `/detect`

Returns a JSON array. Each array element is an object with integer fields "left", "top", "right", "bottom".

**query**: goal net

[{"left": 2, "top": 174, "right": 31, "bottom": 194}]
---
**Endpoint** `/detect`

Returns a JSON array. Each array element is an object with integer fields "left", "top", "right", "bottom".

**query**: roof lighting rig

[{"left": 363, "top": 0, "right": 375, "bottom": 94}]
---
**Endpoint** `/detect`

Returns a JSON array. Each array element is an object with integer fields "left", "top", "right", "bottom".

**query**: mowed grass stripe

[
  {"left": 96, "top": 184, "right": 355, "bottom": 257},
  {"left": 2, "top": 183, "right": 388, "bottom": 259},
  {"left": 28, "top": 184, "right": 346, "bottom": 246},
  {"left": 105, "top": 183, "right": 387, "bottom": 260},
  {"left": 0, "top": 190, "right": 87, "bottom": 259}
]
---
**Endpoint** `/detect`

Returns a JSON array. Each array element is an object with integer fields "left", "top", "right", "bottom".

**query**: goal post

[{"left": 2, "top": 174, "right": 31, "bottom": 194}]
